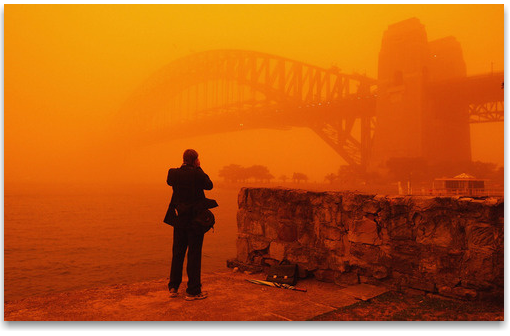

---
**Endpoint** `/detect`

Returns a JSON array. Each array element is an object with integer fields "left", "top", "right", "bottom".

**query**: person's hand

[{"left": 194, "top": 158, "right": 201, "bottom": 167}]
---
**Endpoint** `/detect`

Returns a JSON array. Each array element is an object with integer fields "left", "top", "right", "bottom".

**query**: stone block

[
  {"left": 263, "top": 258, "right": 279, "bottom": 267},
  {"left": 269, "top": 241, "right": 286, "bottom": 261},
  {"left": 327, "top": 253, "right": 348, "bottom": 271},
  {"left": 389, "top": 242, "right": 421, "bottom": 274},
  {"left": 350, "top": 243, "right": 381, "bottom": 264},
  {"left": 379, "top": 228, "right": 390, "bottom": 242},
  {"left": 342, "top": 210, "right": 364, "bottom": 226},
  {"left": 264, "top": 225, "right": 279, "bottom": 241},
  {"left": 407, "top": 276, "right": 436, "bottom": 293},
  {"left": 341, "top": 192, "right": 366, "bottom": 212},
  {"left": 248, "top": 236, "right": 270, "bottom": 251},
  {"left": 334, "top": 271, "right": 359, "bottom": 286},
  {"left": 465, "top": 223, "right": 496, "bottom": 251},
  {"left": 355, "top": 264, "right": 388, "bottom": 282},
  {"left": 319, "top": 225, "right": 344, "bottom": 240},
  {"left": 286, "top": 245, "right": 311, "bottom": 265},
  {"left": 455, "top": 198, "right": 486, "bottom": 218},
  {"left": 277, "top": 221, "right": 298, "bottom": 242},
  {"left": 418, "top": 255, "right": 439, "bottom": 273},
  {"left": 461, "top": 250, "right": 496, "bottom": 283},
  {"left": 314, "top": 269, "right": 335, "bottom": 283},
  {"left": 237, "top": 188, "right": 248, "bottom": 208},
  {"left": 264, "top": 217, "right": 280, "bottom": 240},
  {"left": 323, "top": 192, "right": 342, "bottom": 205},
  {"left": 359, "top": 275, "right": 372, "bottom": 284},
  {"left": 387, "top": 196, "right": 410, "bottom": 218},
  {"left": 297, "top": 231, "right": 313, "bottom": 247},
  {"left": 348, "top": 217, "right": 382, "bottom": 245},
  {"left": 236, "top": 210, "right": 246, "bottom": 232},
  {"left": 236, "top": 237, "right": 249, "bottom": 263},
  {"left": 411, "top": 196, "right": 439, "bottom": 211},
  {"left": 362, "top": 199, "right": 380, "bottom": 214},
  {"left": 460, "top": 280, "right": 494, "bottom": 291},
  {"left": 294, "top": 203, "right": 313, "bottom": 222},
  {"left": 310, "top": 250, "right": 330, "bottom": 270},
  {"left": 415, "top": 212, "right": 453, "bottom": 248},
  {"left": 244, "top": 191, "right": 256, "bottom": 208},
  {"left": 309, "top": 192, "right": 327, "bottom": 206},
  {"left": 276, "top": 205, "right": 294, "bottom": 220},
  {"left": 451, "top": 287, "right": 478, "bottom": 300},
  {"left": 248, "top": 220, "right": 264, "bottom": 236},
  {"left": 252, "top": 255, "right": 264, "bottom": 265},
  {"left": 387, "top": 215, "right": 414, "bottom": 240},
  {"left": 434, "top": 273, "right": 461, "bottom": 288},
  {"left": 237, "top": 209, "right": 264, "bottom": 236},
  {"left": 296, "top": 217, "right": 314, "bottom": 235},
  {"left": 372, "top": 265, "right": 388, "bottom": 279},
  {"left": 334, "top": 210, "right": 343, "bottom": 227},
  {"left": 323, "top": 238, "right": 345, "bottom": 252},
  {"left": 438, "top": 286, "right": 477, "bottom": 300},
  {"left": 312, "top": 206, "right": 333, "bottom": 223},
  {"left": 487, "top": 201, "right": 504, "bottom": 224}
]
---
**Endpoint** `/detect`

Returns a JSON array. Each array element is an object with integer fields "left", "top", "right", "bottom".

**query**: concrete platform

[{"left": 4, "top": 271, "right": 389, "bottom": 321}]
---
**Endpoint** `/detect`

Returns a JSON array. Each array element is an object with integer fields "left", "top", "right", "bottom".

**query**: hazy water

[{"left": 4, "top": 184, "right": 240, "bottom": 302}]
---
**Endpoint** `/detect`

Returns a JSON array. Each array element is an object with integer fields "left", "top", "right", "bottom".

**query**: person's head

[{"left": 183, "top": 149, "right": 199, "bottom": 165}]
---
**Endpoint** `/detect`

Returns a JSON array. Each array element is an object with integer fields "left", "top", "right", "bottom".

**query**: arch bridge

[
  {"left": 120, "top": 49, "right": 378, "bottom": 167},
  {"left": 119, "top": 49, "right": 503, "bottom": 168}
]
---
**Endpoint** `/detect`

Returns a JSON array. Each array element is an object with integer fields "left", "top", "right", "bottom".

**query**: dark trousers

[{"left": 168, "top": 225, "right": 205, "bottom": 295}]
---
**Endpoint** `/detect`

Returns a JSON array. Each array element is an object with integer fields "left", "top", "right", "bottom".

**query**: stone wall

[{"left": 232, "top": 188, "right": 504, "bottom": 300}]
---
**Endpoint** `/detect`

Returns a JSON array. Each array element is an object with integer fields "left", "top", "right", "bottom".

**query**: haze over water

[{"left": 4, "top": 5, "right": 504, "bottom": 301}]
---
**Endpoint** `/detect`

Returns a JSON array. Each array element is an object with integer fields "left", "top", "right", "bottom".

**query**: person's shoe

[
  {"left": 184, "top": 291, "right": 208, "bottom": 301},
  {"left": 169, "top": 288, "right": 178, "bottom": 298}
]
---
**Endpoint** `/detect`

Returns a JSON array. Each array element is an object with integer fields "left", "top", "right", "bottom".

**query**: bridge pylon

[{"left": 369, "top": 18, "right": 472, "bottom": 173}]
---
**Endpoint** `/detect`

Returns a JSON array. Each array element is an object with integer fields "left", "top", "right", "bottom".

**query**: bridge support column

[{"left": 369, "top": 18, "right": 471, "bottom": 174}]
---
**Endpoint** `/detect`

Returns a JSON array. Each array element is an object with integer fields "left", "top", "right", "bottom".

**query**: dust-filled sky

[{"left": 4, "top": 4, "right": 504, "bottom": 186}]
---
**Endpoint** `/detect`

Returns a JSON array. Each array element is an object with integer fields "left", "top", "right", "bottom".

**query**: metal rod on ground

[{"left": 246, "top": 279, "right": 307, "bottom": 292}]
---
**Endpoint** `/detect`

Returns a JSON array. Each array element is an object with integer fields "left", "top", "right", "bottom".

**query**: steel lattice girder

[{"left": 120, "top": 49, "right": 378, "bottom": 166}]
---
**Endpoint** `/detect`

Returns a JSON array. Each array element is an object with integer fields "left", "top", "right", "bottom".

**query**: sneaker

[
  {"left": 184, "top": 291, "right": 208, "bottom": 301},
  {"left": 169, "top": 288, "right": 178, "bottom": 298}
]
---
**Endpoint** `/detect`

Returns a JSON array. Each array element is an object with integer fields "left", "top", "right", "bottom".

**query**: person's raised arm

[
  {"left": 166, "top": 169, "right": 175, "bottom": 186},
  {"left": 197, "top": 167, "right": 213, "bottom": 190},
  {"left": 194, "top": 158, "right": 213, "bottom": 190}
]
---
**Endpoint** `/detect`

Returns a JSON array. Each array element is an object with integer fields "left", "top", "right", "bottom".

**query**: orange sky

[{"left": 4, "top": 4, "right": 504, "bottom": 186}]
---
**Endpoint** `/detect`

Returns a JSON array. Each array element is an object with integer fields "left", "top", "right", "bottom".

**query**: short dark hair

[{"left": 183, "top": 149, "right": 198, "bottom": 165}]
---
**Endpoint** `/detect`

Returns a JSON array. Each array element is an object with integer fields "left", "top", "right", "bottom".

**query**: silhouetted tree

[
  {"left": 218, "top": 164, "right": 246, "bottom": 183},
  {"left": 246, "top": 165, "right": 274, "bottom": 183},
  {"left": 220, "top": 164, "right": 275, "bottom": 183},
  {"left": 279, "top": 175, "right": 289, "bottom": 183},
  {"left": 324, "top": 173, "right": 337, "bottom": 184},
  {"left": 292, "top": 172, "right": 308, "bottom": 183},
  {"left": 336, "top": 165, "right": 364, "bottom": 185}
]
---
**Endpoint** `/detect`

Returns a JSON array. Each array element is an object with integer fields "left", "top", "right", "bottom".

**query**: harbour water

[{"left": 4, "top": 184, "right": 240, "bottom": 302}]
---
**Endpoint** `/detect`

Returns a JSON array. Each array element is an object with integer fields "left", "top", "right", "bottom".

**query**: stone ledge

[{"left": 235, "top": 187, "right": 504, "bottom": 301}]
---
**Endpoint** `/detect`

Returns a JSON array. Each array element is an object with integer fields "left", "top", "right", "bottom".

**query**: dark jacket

[{"left": 163, "top": 164, "right": 215, "bottom": 228}]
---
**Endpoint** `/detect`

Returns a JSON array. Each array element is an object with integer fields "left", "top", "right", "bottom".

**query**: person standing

[{"left": 163, "top": 149, "right": 213, "bottom": 300}]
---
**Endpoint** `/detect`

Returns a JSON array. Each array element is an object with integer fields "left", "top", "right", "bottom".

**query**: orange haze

[{"left": 4, "top": 4, "right": 504, "bottom": 188}]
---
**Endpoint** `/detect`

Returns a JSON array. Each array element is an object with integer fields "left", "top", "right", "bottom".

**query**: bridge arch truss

[{"left": 120, "top": 49, "right": 378, "bottom": 166}]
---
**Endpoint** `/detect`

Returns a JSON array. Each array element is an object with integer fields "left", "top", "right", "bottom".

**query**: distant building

[{"left": 433, "top": 173, "right": 487, "bottom": 196}]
